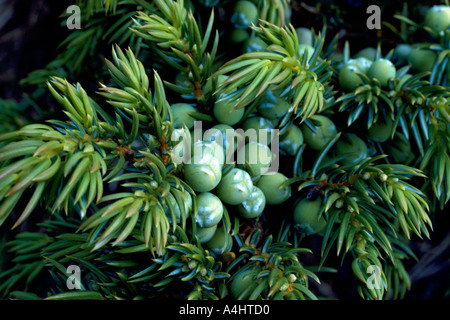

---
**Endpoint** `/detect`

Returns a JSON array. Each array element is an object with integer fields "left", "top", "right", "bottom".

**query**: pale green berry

[
  {"left": 237, "top": 186, "right": 266, "bottom": 218},
  {"left": 216, "top": 168, "right": 253, "bottom": 205},
  {"left": 301, "top": 115, "right": 337, "bottom": 151},
  {"left": 214, "top": 97, "right": 245, "bottom": 126},
  {"left": 242, "top": 116, "right": 274, "bottom": 146},
  {"left": 196, "top": 224, "right": 218, "bottom": 244},
  {"left": 256, "top": 172, "right": 291, "bottom": 205},
  {"left": 293, "top": 198, "right": 326, "bottom": 235},
  {"left": 184, "top": 146, "right": 222, "bottom": 192},
  {"left": 206, "top": 225, "right": 233, "bottom": 256},
  {"left": 195, "top": 192, "right": 224, "bottom": 228},
  {"left": 354, "top": 47, "right": 377, "bottom": 61},
  {"left": 408, "top": 48, "right": 437, "bottom": 73},
  {"left": 231, "top": 0, "right": 258, "bottom": 29},
  {"left": 367, "top": 59, "right": 396, "bottom": 87},
  {"left": 279, "top": 124, "right": 304, "bottom": 156},
  {"left": 424, "top": 5, "right": 450, "bottom": 34},
  {"left": 296, "top": 27, "right": 313, "bottom": 46},
  {"left": 335, "top": 133, "right": 368, "bottom": 165},
  {"left": 236, "top": 141, "right": 272, "bottom": 176}
]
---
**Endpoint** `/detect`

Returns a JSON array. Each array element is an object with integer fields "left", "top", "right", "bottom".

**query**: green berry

[
  {"left": 184, "top": 143, "right": 222, "bottom": 192},
  {"left": 279, "top": 124, "right": 304, "bottom": 156},
  {"left": 214, "top": 97, "right": 245, "bottom": 126},
  {"left": 216, "top": 168, "right": 253, "bottom": 205},
  {"left": 206, "top": 225, "right": 233, "bottom": 256},
  {"left": 339, "top": 64, "right": 363, "bottom": 91},
  {"left": 171, "top": 103, "right": 197, "bottom": 130},
  {"left": 237, "top": 186, "right": 266, "bottom": 218},
  {"left": 354, "top": 57, "right": 373, "bottom": 73},
  {"left": 295, "top": 27, "right": 313, "bottom": 47},
  {"left": 293, "top": 198, "right": 326, "bottom": 235},
  {"left": 242, "top": 116, "right": 274, "bottom": 145},
  {"left": 338, "top": 58, "right": 371, "bottom": 91},
  {"left": 256, "top": 172, "right": 291, "bottom": 205},
  {"left": 301, "top": 115, "right": 337, "bottom": 151},
  {"left": 298, "top": 44, "right": 314, "bottom": 62},
  {"left": 258, "top": 88, "right": 291, "bottom": 119},
  {"left": 229, "top": 28, "right": 250, "bottom": 43},
  {"left": 204, "top": 124, "right": 244, "bottom": 163},
  {"left": 384, "top": 133, "right": 415, "bottom": 165},
  {"left": 236, "top": 141, "right": 272, "bottom": 176},
  {"left": 192, "top": 140, "right": 225, "bottom": 168},
  {"left": 367, "top": 117, "right": 394, "bottom": 142},
  {"left": 354, "top": 47, "right": 377, "bottom": 61},
  {"left": 230, "top": 268, "right": 259, "bottom": 299},
  {"left": 195, "top": 224, "right": 218, "bottom": 243},
  {"left": 203, "top": 75, "right": 228, "bottom": 97},
  {"left": 172, "top": 128, "right": 202, "bottom": 163},
  {"left": 195, "top": 192, "right": 224, "bottom": 228},
  {"left": 242, "top": 36, "right": 267, "bottom": 53},
  {"left": 393, "top": 44, "right": 412, "bottom": 64},
  {"left": 367, "top": 59, "right": 396, "bottom": 87},
  {"left": 335, "top": 133, "right": 368, "bottom": 165},
  {"left": 268, "top": 117, "right": 280, "bottom": 128},
  {"left": 231, "top": 1, "right": 258, "bottom": 29},
  {"left": 408, "top": 48, "right": 437, "bottom": 73},
  {"left": 424, "top": 5, "right": 450, "bottom": 34}
]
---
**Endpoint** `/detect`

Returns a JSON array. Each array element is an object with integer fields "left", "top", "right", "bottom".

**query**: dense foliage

[{"left": 0, "top": 0, "right": 449, "bottom": 300}]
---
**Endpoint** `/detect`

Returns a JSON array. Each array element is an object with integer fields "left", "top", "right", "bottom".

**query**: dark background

[{"left": 0, "top": 0, "right": 448, "bottom": 300}]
